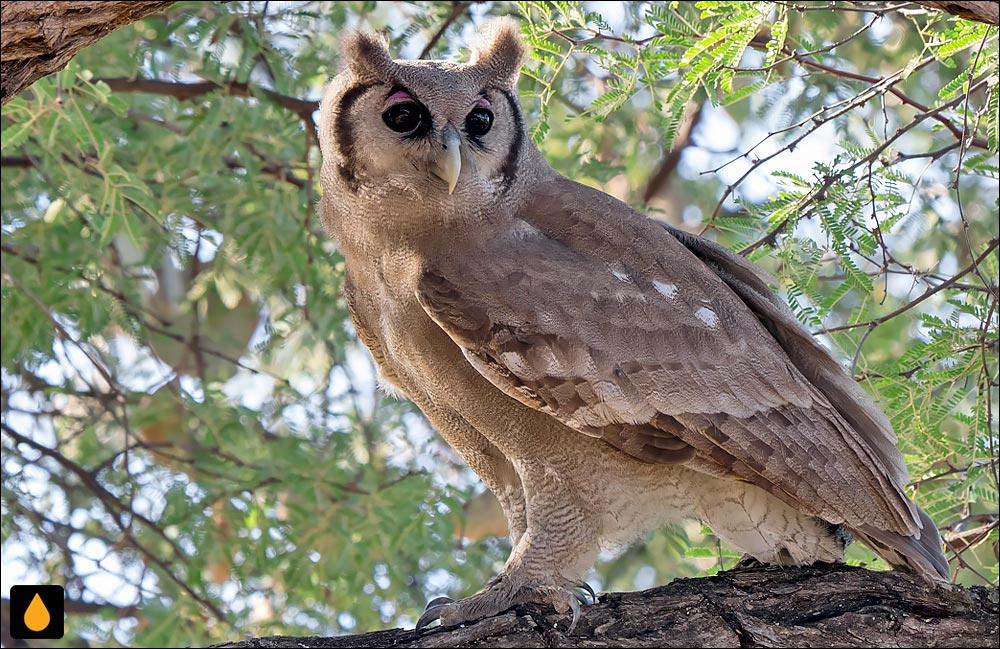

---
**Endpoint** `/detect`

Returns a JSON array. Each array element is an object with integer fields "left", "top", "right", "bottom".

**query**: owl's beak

[{"left": 430, "top": 126, "right": 462, "bottom": 194}]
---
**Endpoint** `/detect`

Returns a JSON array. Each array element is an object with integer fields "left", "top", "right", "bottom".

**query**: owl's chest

[{"left": 343, "top": 261, "right": 478, "bottom": 402}]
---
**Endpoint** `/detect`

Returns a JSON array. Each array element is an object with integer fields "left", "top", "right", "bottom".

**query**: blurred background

[{"left": 1, "top": 1, "right": 997, "bottom": 646}]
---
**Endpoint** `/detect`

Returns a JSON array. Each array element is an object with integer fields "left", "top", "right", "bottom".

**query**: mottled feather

[{"left": 417, "top": 175, "right": 942, "bottom": 570}]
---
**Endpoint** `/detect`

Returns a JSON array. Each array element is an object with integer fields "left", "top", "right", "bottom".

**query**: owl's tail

[{"left": 851, "top": 506, "right": 950, "bottom": 581}]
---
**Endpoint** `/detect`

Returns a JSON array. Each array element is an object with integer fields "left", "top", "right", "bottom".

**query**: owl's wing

[{"left": 417, "top": 177, "right": 928, "bottom": 549}]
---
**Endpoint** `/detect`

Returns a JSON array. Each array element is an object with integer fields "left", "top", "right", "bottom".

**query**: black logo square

[{"left": 9, "top": 585, "right": 64, "bottom": 639}]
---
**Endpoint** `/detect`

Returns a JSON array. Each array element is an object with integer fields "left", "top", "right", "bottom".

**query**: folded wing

[{"left": 416, "top": 177, "right": 947, "bottom": 579}]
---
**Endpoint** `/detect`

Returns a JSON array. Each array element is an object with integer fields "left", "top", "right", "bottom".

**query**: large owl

[{"left": 317, "top": 19, "right": 949, "bottom": 631}]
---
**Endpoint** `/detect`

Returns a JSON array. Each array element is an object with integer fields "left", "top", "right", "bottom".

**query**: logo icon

[{"left": 9, "top": 585, "right": 64, "bottom": 639}]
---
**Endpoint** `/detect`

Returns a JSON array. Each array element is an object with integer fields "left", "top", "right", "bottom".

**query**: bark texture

[
  {"left": 213, "top": 563, "right": 998, "bottom": 649},
  {"left": 913, "top": 1, "right": 1000, "bottom": 24},
  {"left": 0, "top": 1, "right": 175, "bottom": 105}
]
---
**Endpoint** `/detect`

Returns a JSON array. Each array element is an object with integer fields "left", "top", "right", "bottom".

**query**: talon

[
  {"left": 415, "top": 596, "right": 455, "bottom": 631},
  {"left": 565, "top": 592, "right": 582, "bottom": 634},
  {"left": 574, "top": 580, "right": 598, "bottom": 604},
  {"left": 423, "top": 595, "right": 457, "bottom": 611}
]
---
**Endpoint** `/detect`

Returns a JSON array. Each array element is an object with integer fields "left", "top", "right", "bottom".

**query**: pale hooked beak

[{"left": 430, "top": 125, "right": 462, "bottom": 194}]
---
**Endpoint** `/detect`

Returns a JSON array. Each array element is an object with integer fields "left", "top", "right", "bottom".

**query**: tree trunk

[
  {"left": 212, "top": 564, "right": 998, "bottom": 648},
  {"left": 0, "top": 1, "right": 175, "bottom": 105}
]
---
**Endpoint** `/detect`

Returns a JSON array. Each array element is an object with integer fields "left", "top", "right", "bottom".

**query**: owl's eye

[
  {"left": 382, "top": 103, "right": 427, "bottom": 134},
  {"left": 465, "top": 108, "right": 493, "bottom": 137}
]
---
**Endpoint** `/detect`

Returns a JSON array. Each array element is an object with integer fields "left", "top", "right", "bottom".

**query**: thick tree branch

[
  {"left": 912, "top": 1, "right": 999, "bottom": 25},
  {"left": 211, "top": 564, "right": 998, "bottom": 648},
  {"left": 0, "top": 1, "right": 176, "bottom": 105}
]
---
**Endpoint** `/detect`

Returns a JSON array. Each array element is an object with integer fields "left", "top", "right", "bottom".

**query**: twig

[
  {"left": 96, "top": 77, "right": 317, "bottom": 125},
  {"left": 419, "top": 2, "right": 470, "bottom": 59},
  {"left": 815, "top": 238, "right": 999, "bottom": 335},
  {"left": 952, "top": 31, "right": 994, "bottom": 290},
  {"left": 0, "top": 422, "right": 185, "bottom": 562},
  {"left": 642, "top": 102, "right": 704, "bottom": 204},
  {"left": 910, "top": 460, "right": 993, "bottom": 487},
  {"left": 1, "top": 256, "right": 120, "bottom": 393},
  {"left": 0, "top": 156, "right": 32, "bottom": 167},
  {"left": 785, "top": 49, "right": 990, "bottom": 150}
]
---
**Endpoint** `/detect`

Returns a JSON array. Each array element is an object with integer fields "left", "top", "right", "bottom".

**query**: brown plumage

[{"left": 317, "top": 19, "right": 948, "bottom": 631}]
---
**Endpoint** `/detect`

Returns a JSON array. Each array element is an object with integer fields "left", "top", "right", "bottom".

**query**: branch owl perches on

[{"left": 316, "top": 18, "right": 949, "bottom": 633}]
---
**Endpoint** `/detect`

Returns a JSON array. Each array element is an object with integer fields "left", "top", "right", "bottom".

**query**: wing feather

[{"left": 416, "top": 177, "right": 923, "bottom": 538}]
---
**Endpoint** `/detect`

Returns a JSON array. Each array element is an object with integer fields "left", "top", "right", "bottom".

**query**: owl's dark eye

[
  {"left": 465, "top": 108, "right": 493, "bottom": 137},
  {"left": 383, "top": 103, "right": 427, "bottom": 134}
]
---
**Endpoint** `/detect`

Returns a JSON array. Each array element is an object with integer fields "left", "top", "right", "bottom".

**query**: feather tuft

[{"left": 470, "top": 18, "right": 527, "bottom": 88}]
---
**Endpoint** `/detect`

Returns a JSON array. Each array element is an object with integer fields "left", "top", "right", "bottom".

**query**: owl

[{"left": 316, "top": 19, "right": 948, "bottom": 631}]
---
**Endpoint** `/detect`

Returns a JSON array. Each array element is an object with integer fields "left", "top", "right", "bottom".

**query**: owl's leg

[
  {"left": 418, "top": 459, "right": 599, "bottom": 632},
  {"left": 479, "top": 448, "right": 527, "bottom": 546},
  {"left": 432, "top": 410, "right": 528, "bottom": 545}
]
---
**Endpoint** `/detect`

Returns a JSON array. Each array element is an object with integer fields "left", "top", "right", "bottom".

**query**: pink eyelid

[{"left": 387, "top": 91, "right": 490, "bottom": 108}]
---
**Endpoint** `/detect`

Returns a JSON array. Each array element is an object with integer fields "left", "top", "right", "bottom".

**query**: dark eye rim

[
  {"left": 382, "top": 102, "right": 428, "bottom": 135},
  {"left": 464, "top": 107, "right": 494, "bottom": 137}
]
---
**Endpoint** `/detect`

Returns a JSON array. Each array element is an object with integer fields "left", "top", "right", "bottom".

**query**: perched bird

[{"left": 316, "top": 19, "right": 949, "bottom": 631}]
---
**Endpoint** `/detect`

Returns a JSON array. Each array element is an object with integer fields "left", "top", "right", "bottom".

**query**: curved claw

[
  {"left": 573, "top": 580, "right": 598, "bottom": 604},
  {"left": 415, "top": 596, "right": 455, "bottom": 632},
  {"left": 565, "top": 592, "right": 582, "bottom": 634}
]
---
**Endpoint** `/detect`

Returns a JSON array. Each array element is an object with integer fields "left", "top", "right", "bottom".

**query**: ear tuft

[
  {"left": 470, "top": 19, "right": 527, "bottom": 88},
  {"left": 339, "top": 30, "right": 395, "bottom": 79}
]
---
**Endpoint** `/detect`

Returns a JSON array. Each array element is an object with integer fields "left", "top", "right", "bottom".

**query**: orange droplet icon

[{"left": 24, "top": 592, "right": 51, "bottom": 632}]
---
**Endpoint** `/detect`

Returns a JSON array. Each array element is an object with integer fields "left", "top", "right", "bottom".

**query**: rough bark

[
  {"left": 212, "top": 563, "right": 998, "bottom": 649},
  {"left": 912, "top": 1, "right": 1000, "bottom": 24},
  {"left": 0, "top": 1, "right": 175, "bottom": 106}
]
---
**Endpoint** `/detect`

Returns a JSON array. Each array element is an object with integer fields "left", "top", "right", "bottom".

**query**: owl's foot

[{"left": 415, "top": 574, "right": 597, "bottom": 633}]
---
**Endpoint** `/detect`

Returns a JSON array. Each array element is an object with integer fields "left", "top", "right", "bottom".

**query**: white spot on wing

[
  {"left": 653, "top": 280, "right": 678, "bottom": 299},
  {"left": 696, "top": 306, "right": 719, "bottom": 327},
  {"left": 609, "top": 263, "right": 631, "bottom": 283}
]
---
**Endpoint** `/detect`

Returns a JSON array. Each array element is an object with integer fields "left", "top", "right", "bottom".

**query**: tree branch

[
  {"left": 784, "top": 49, "right": 990, "bottom": 151},
  {"left": 2, "top": 420, "right": 233, "bottom": 626},
  {"left": 912, "top": 1, "right": 999, "bottom": 25},
  {"left": 642, "top": 102, "right": 704, "bottom": 204},
  {"left": 419, "top": 2, "right": 471, "bottom": 59},
  {"left": 210, "top": 564, "right": 999, "bottom": 648},
  {"left": 95, "top": 76, "right": 318, "bottom": 125},
  {"left": 1, "top": 0, "right": 176, "bottom": 105},
  {"left": 816, "top": 237, "right": 999, "bottom": 335}
]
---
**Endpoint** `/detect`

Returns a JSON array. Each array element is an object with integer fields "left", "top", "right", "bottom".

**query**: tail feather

[{"left": 853, "top": 506, "right": 950, "bottom": 581}]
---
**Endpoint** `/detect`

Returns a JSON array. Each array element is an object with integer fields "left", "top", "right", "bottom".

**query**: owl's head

[{"left": 318, "top": 20, "right": 532, "bottom": 212}]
